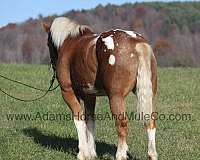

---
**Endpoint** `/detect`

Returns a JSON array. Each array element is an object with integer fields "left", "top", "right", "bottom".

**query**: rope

[
  {"left": 0, "top": 72, "right": 59, "bottom": 102},
  {"left": 0, "top": 74, "right": 58, "bottom": 92}
]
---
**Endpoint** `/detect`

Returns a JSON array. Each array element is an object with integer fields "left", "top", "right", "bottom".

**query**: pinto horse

[{"left": 43, "top": 17, "right": 157, "bottom": 160}]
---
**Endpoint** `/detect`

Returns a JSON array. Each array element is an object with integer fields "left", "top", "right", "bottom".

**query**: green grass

[{"left": 0, "top": 64, "right": 200, "bottom": 160}]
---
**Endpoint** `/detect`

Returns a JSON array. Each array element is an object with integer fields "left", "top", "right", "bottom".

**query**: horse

[{"left": 42, "top": 17, "right": 158, "bottom": 160}]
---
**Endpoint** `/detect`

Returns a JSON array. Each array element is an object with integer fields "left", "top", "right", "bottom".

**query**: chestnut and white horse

[{"left": 43, "top": 17, "right": 157, "bottom": 160}]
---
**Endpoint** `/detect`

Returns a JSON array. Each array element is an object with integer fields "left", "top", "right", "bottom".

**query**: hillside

[{"left": 0, "top": 2, "right": 200, "bottom": 66}]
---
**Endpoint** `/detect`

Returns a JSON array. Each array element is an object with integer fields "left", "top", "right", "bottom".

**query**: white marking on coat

[
  {"left": 74, "top": 118, "right": 90, "bottom": 159},
  {"left": 124, "top": 31, "right": 137, "bottom": 38},
  {"left": 147, "top": 128, "right": 157, "bottom": 157},
  {"left": 102, "top": 35, "right": 115, "bottom": 50},
  {"left": 109, "top": 54, "right": 115, "bottom": 65},
  {"left": 114, "top": 29, "right": 138, "bottom": 38},
  {"left": 130, "top": 53, "right": 134, "bottom": 58},
  {"left": 116, "top": 141, "right": 128, "bottom": 160}
]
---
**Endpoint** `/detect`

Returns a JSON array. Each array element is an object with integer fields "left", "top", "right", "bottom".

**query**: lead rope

[{"left": 0, "top": 71, "right": 59, "bottom": 102}]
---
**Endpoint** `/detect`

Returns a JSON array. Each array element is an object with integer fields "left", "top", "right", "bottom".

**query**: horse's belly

[{"left": 71, "top": 69, "right": 105, "bottom": 96}]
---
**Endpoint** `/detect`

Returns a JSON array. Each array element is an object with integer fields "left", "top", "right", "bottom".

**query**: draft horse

[{"left": 43, "top": 17, "right": 157, "bottom": 160}]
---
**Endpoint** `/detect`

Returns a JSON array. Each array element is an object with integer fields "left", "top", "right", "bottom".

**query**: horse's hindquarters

[{"left": 96, "top": 30, "right": 140, "bottom": 96}]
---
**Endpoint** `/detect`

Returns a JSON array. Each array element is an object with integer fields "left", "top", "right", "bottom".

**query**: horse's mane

[{"left": 50, "top": 17, "right": 92, "bottom": 48}]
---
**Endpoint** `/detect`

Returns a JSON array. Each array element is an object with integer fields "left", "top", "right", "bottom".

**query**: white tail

[{"left": 135, "top": 43, "right": 153, "bottom": 121}]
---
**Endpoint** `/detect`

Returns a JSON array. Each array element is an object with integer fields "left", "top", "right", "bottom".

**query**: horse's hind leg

[
  {"left": 145, "top": 119, "right": 157, "bottom": 160},
  {"left": 84, "top": 96, "right": 97, "bottom": 159},
  {"left": 109, "top": 95, "right": 128, "bottom": 160}
]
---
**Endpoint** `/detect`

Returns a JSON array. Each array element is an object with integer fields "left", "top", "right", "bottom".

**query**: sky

[{"left": 0, "top": 0, "right": 197, "bottom": 27}]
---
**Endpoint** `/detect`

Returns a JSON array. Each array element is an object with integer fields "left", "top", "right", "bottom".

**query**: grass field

[{"left": 0, "top": 64, "right": 199, "bottom": 160}]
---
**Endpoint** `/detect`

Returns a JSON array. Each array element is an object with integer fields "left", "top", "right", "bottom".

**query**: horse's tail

[{"left": 135, "top": 43, "right": 153, "bottom": 121}]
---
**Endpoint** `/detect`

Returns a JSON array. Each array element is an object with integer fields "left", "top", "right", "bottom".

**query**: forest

[{"left": 0, "top": 1, "right": 200, "bottom": 67}]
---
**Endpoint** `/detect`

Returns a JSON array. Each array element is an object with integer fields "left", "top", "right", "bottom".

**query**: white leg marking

[
  {"left": 116, "top": 141, "right": 128, "bottom": 160},
  {"left": 147, "top": 128, "right": 157, "bottom": 160},
  {"left": 74, "top": 118, "right": 89, "bottom": 160},
  {"left": 86, "top": 120, "right": 97, "bottom": 159}
]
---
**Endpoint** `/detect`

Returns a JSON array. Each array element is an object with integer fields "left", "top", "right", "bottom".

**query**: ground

[{"left": 0, "top": 64, "right": 199, "bottom": 160}]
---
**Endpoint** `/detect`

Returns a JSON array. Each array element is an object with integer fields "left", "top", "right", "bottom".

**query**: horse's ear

[{"left": 42, "top": 22, "right": 50, "bottom": 33}]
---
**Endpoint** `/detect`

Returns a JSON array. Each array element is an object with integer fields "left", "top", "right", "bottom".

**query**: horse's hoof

[
  {"left": 89, "top": 156, "right": 97, "bottom": 160},
  {"left": 148, "top": 154, "right": 158, "bottom": 160},
  {"left": 77, "top": 152, "right": 85, "bottom": 160},
  {"left": 116, "top": 155, "right": 128, "bottom": 160},
  {"left": 77, "top": 151, "right": 97, "bottom": 160},
  {"left": 89, "top": 150, "right": 97, "bottom": 160},
  {"left": 77, "top": 151, "right": 88, "bottom": 160}
]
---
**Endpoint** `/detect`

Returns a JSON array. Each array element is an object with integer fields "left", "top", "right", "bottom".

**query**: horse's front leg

[
  {"left": 109, "top": 95, "right": 128, "bottom": 160},
  {"left": 84, "top": 96, "right": 97, "bottom": 159},
  {"left": 56, "top": 63, "right": 90, "bottom": 160},
  {"left": 61, "top": 87, "right": 90, "bottom": 160}
]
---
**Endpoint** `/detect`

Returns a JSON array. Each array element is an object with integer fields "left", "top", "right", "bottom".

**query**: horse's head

[{"left": 42, "top": 21, "right": 57, "bottom": 70}]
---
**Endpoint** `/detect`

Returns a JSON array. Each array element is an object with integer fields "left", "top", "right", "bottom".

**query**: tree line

[{"left": 0, "top": 2, "right": 200, "bottom": 67}]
